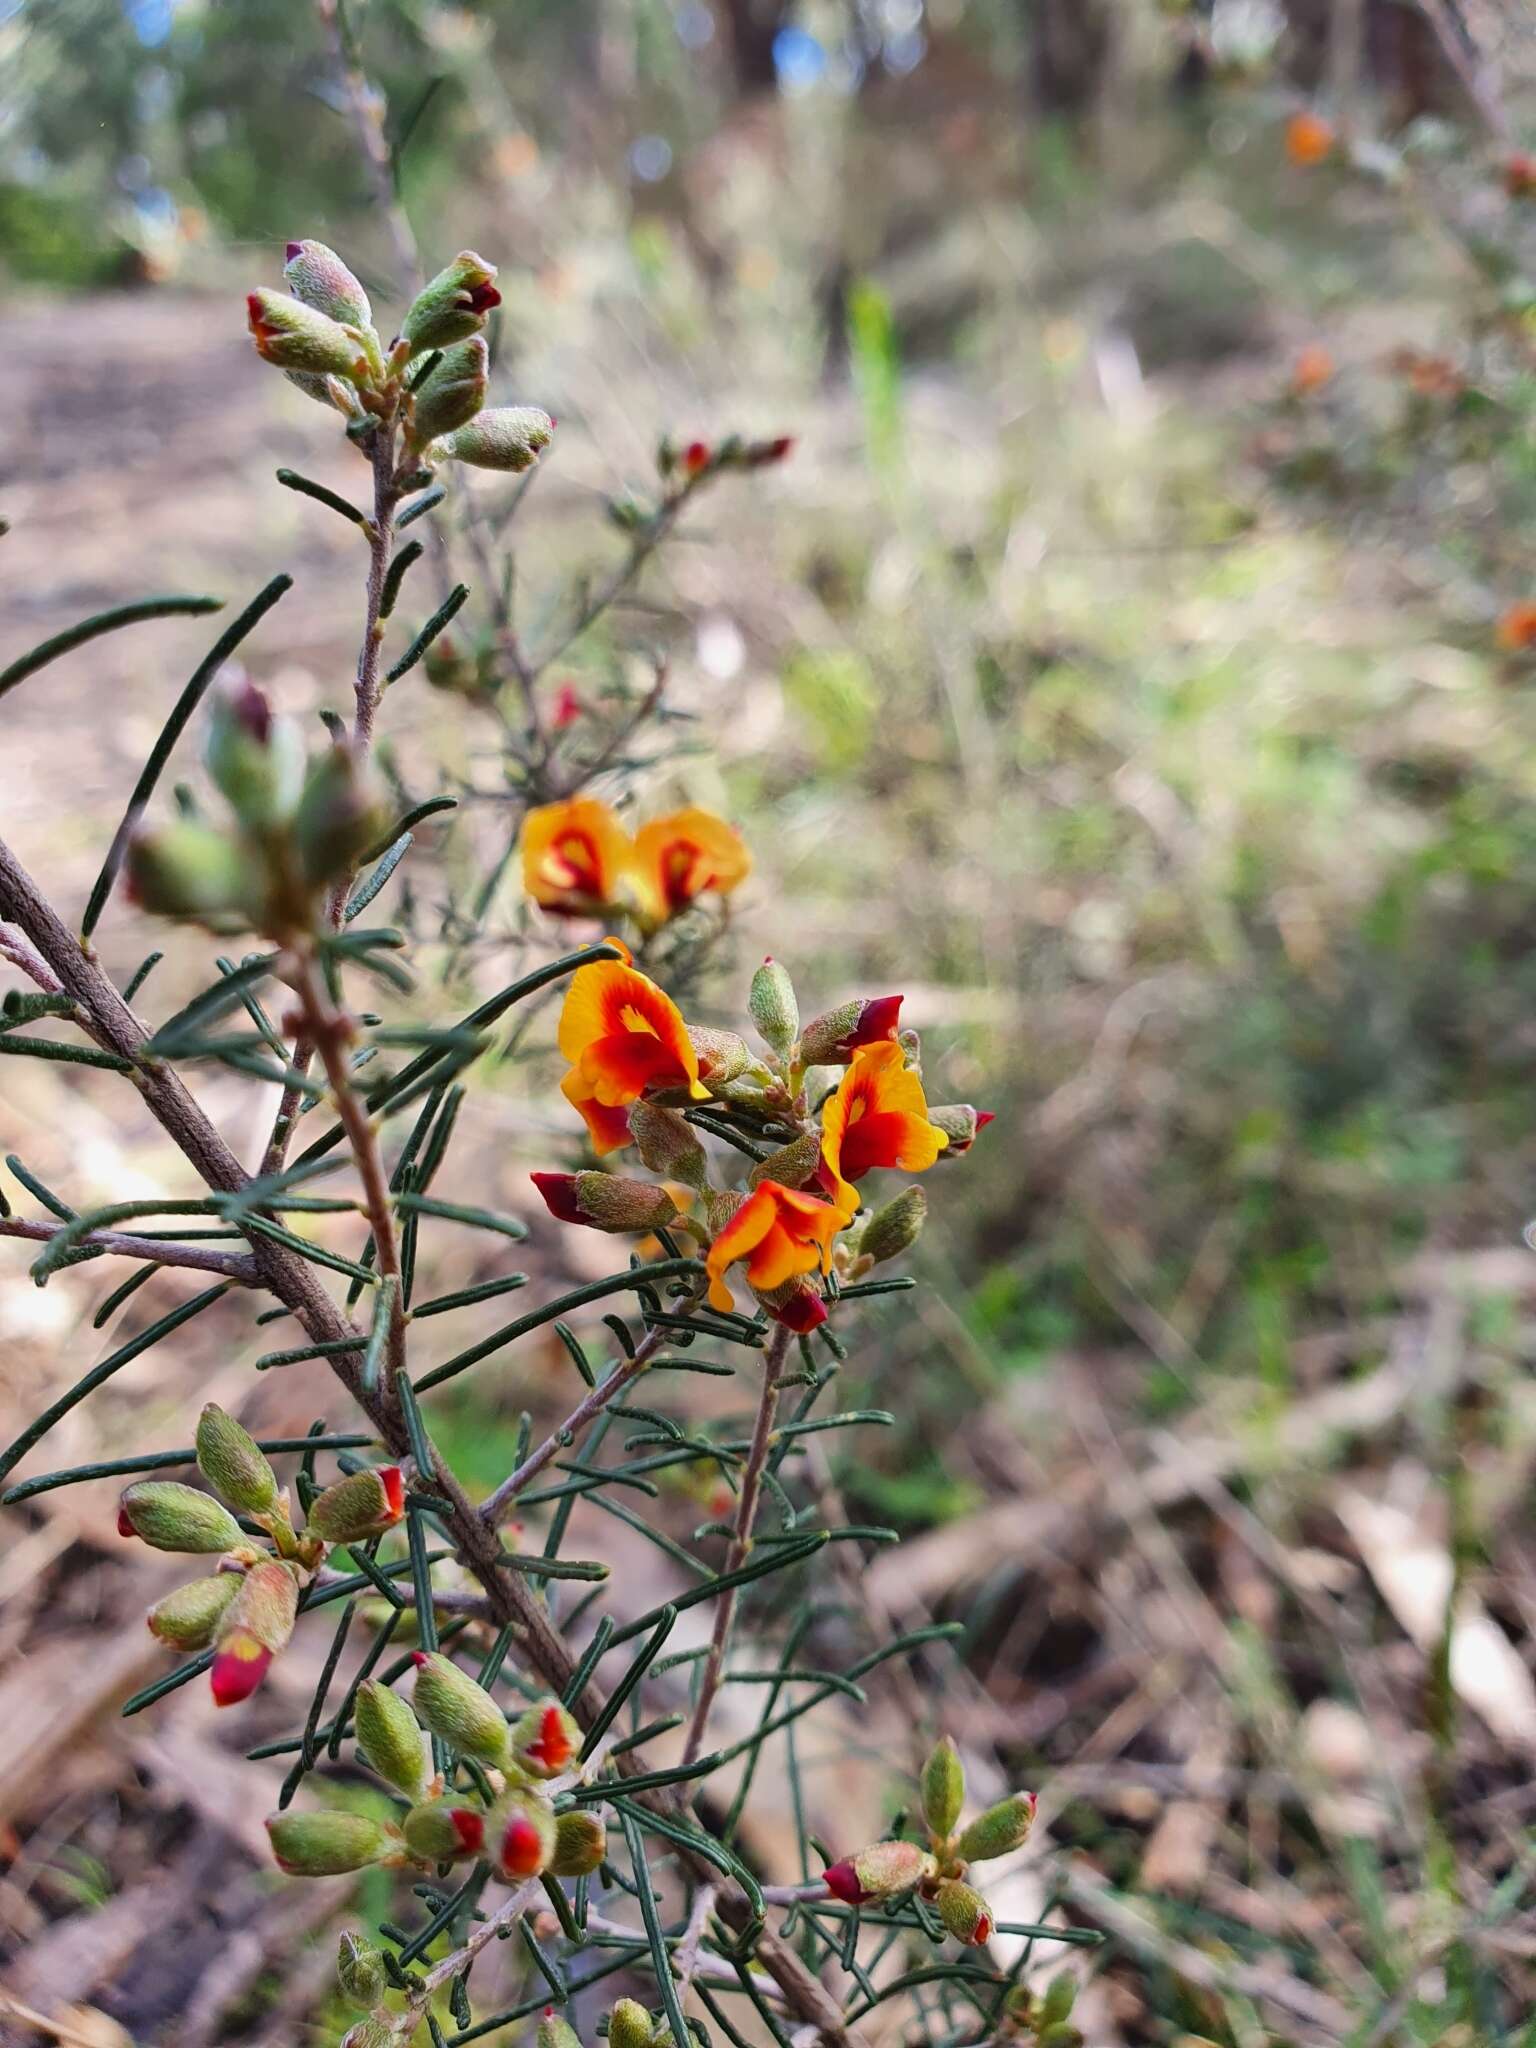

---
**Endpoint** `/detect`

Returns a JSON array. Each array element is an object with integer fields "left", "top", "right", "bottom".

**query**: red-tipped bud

[
  {"left": 935, "top": 1877, "right": 993, "bottom": 1946},
  {"left": 798, "top": 995, "right": 903, "bottom": 1067},
  {"left": 538, "top": 2010, "right": 584, "bottom": 2048},
  {"left": 401, "top": 251, "right": 501, "bottom": 352},
  {"left": 354, "top": 1678, "right": 429, "bottom": 1798},
  {"left": 550, "top": 1809, "right": 607, "bottom": 1877},
  {"left": 550, "top": 682, "right": 583, "bottom": 729},
  {"left": 682, "top": 440, "right": 711, "bottom": 475},
  {"left": 410, "top": 335, "right": 490, "bottom": 447},
  {"left": 492, "top": 1786, "right": 558, "bottom": 1879},
  {"left": 211, "top": 1557, "right": 299, "bottom": 1707},
  {"left": 248, "top": 288, "right": 366, "bottom": 380},
  {"left": 927, "top": 1104, "right": 992, "bottom": 1156},
  {"left": 824, "top": 1839, "right": 936, "bottom": 1904},
  {"left": 411, "top": 1651, "right": 511, "bottom": 1767},
  {"left": 532, "top": 1170, "right": 680, "bottom": 1235},
  {"left": 118, "top": 1480, "right": 244, "bottom": 1554},
  {"left": 283, "top": 239, "right": 373, "bottom": 330},
  {"left": 402, "top": 1796, "right": 487, "bottom": 1862},
  {"left": 1507, "top": 153, "right": 1536, "bottom": 198},
  {"left": 306, "top": 1465, "right": 405, "bottom": 1544},
  {"left": 956, "top": 1790, "right": 1038, "bottom": 1863},
  {"left": 195, "top": 1401, "right": 281, "bottom": 1516},
  {"left": 511, "top": 1699, "right": 582, "bottom": 1778}
]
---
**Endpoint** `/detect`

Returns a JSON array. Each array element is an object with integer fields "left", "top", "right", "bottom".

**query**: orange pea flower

[
  {"left": 705, "top": 1180, "right": 844, "bottom": 1314},
  {"left": 634, "top": 807, "right": 751, "bottom": 921},
  {"left": 1290, "top": 345, "right": 1334, "bottom": 397},
  {"left": 558, "top": 943, "right": 708, "bottom": 1154},
  {"left": 1285, "top": 112, "right": 1334, "bottom": 168},
  {"left": 522, "top": 798, "right": 636, "bottom": 915},
  {"left": 820, "top": 1041, "right": 947, "bottom": 1216},
  {"left": 1497, "top": 603, "right": 1536, "bottom": 653}
]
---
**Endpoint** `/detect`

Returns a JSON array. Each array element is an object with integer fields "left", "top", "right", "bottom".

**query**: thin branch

[
  {"left": 477, "top": 1289, "right": 706, "bottom": 1527},
  {"left": 0, "top": 1216, "right": 260, "bottom": 1283},
  {"left": 682, "top": 1320, "right": 793, "bottom": 1768}
]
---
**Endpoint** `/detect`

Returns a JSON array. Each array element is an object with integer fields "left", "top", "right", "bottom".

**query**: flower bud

[
  {"left": 607, "top": 1999, "right": 656, "bottom": 2048},
  {"left": 549, "top": 1809, "right": 607, "bottom": 1877},
  {"left": 856, "top": 1188, "right": 927, "bottom": 1267},
  {"left": 411, "top": 1651, "right": 511, "bottom": 1768},
  {"left": 337, "top": 1930, "right": 388, "bottom": 2009},
  {"left": 822, "top": 1839, "right": 936, "bottom": 1904},
  {"left": 510, "top": 1699, "right": 582, "bottom": 1779},
  {"left": 354, "top": 1678, "right": 429, "bottom": 1799},
  {"left": 438, "top": 406, "right": 554, "bottom": 472},
  {"left": 687, "top": 1026, "right": 753, "bottom": 1088},
  {"left": 741, "top": 435, "right": 794, "bottom": 468},
  {"left": 926, "top": 1105, "right": 994, "bottom": 1157},
  {"left": 748, "top": 957, "right": 798, "bottom": 1058},
  {"left": 124, "top": 821, "right": 256, "bottom": 925},
  {"left": 411, "top": 336, "right": 489, "bottom": 446},
  {"left": 747, "top": 1130, "right": 825, "bottom": 1193},
  {"left": 754, "top": 1278, "right": 828, "bottom": 1334},
  {"left": 196, "top": 1401, "right": 280, "bottom": 1516},
  {"left": 248, "top": 289, "right": 365, "bottom": 380},
  {"left": 204, "top": 675, "right": 306, "bottom": 833},
  {"left": 422, "top": 631, "right": 496, "bottom": 701},
  {"left": 921, "top": 1734, "right": 965, "bottom": 1840},
  {"left": 341, "top": 2020, "right": 401, "bottom": 2048},
  {"left": 146, "top": 1571, "right": 243, "bottom": 1649},
  {"left": 628, "top": 1102, "right": 709, "bottom": 1191},
  {"left": 284, "top": 239, "right": 373, "bottom": 331},
  {"left": 402, "top": 251, "right": 501, "bottom": 352},
  {"left": 537, "top": 2010, "right": 583, "bottom": 2048},
  {"left": 491, "top": 1784, "right": 558, "bottom": 1879},
  {"left": 1037, "top": 1974, "right": 1078, "bottom": 2028},
  {"left": 118, "top": 1480, "right": 243, "bottom": 1555},
  {"left": 956, "top": 1791, "right": 1037, "bottom": 1864},
  {"left": 798, "top": 995, "right": 903, "bottom": 1067},
  {"left": 531, "top": 1171, "right": 680, "bottom": 1235},
  {"left": 402, "top": 1796, "right": 488, "bottom": 1863},
  {"left": 293, "top": 745, "right": 392, "bottom": 888},
  {"left": 266, "top": 1808, "right": 397, "bottom": 1877},
  {"left": 935, "top": 1876, "right": 992, "bottom": 1946},
  {"left": 306, "top": 1465, "right": 405, "bottom": 1545},
  {"left": 212, "top": 1557, "right": 299, "bottom": 1706}
]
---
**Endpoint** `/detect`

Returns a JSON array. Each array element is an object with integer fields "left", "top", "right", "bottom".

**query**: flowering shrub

[{"left": 0, "top": 238, "right": 1085, "bottom": 2046}]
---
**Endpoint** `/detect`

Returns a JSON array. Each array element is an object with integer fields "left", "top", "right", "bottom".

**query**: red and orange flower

[
  {"left": 820, "top": 1041, "right": 947, "bottom": 1216},
  {"left": 705, "top": 1180, "right": 845, "bottom": 1315},
  {"left": 522, "top": 797, "right": 636, "bottom": 915},
  {"left": 557, "top": 942, "right": 708, "bottom": 1154},
  {"left": 634, "top": 807, "right": 751, "bottom": 921},
  {"left": 521, "top": 796, "right": 749, "bottom": 925}
]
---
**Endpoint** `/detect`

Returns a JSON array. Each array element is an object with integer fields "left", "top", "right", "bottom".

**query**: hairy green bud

[
  {"left": 124, "top": 821, "right": 256, "bottom": 926},
  {"left": 510, "top": 1699, "right": 582, "bottom": 1779},
  {"left": 935, "top": 1876, "right": 993, "bottom": 1946},
  {"left": 204, "top": 675, "right": 305, "bottom": 834},
  {"left": 118, "top": 1481, "right": 243, "bottom": 1554},
  {"left": 195, "top": 1402, "right": 279, "bottom": 1516},
  {"left": 146, "top": 1571, "right": 242, "bottom": 1649},
  {"left": 747, "top": 1130, "right": 824, "bottom": 1192},
  {"left": 921, "top": 1734, "right": 965, "bottom": 1840},
  {"left": 856, "top": 1187, "right": 927, "bottom": 1267},
  {"left": 748, "top": 956, "right": 798, "bottom": 1057},
  {"left": 248, "top": 289, "right": 365, "bottom": 380},
  {"left": 627, "top": 1101, "right": 709, "bottom": 1189},
  {"left": 284, "top": 239, "right": 373, "bottom": 331},
  {"left": 491, "top": 1784, "right": 558, "bottom": 1879},
  {"left": 293, "top": 744, "right": 391, "bottom": 887},
  {"left": 438, "top": 405, "right": 554, "bottom": 472},
  {"left": 306, "top": 1465, "right": 405, "bottom": 1545},
  {"left": 411, "top": 1651, "right": 511, "bottom": 1768},
  {"left": 402, "top": 251, "right": 501, "bottom": 352},
  {"left": 537, "top": 2011, "right": 584, "bottom": 2048},
  {"left": 411, "top": 336, "right": 489, "bottom": 446},
  {"left": 336, "top": 1930, "right": 388, "bottom": 2009},
  {"left": 266, "top": 1809, "right": 397, "bottom": 1877},
  {"left": 956, "top": 1792, "right": 1037, "bottom": 1865},
  {"left": 607, "top": 1999, "right": 655, "bottom": 2048},
  {"left": 354, "top": 1678, "right": 428, "bottom": 1799},
  {"left": 402, "top": 1796, "right": 487, "bottom": 1862},
  {"left": 550, "top": 1809, "right": 607, "bottom": 1877}
]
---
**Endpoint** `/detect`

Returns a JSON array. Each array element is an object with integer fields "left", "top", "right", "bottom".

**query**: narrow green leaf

[
  {"left": 145, "top": 952, "right": 278, "bottom": 1053},
  {"left": 411, "top": 1271, "right": 529, "bottom": 1319},
  {"left": 345, "top": 833, "right": 413, "bottom": 923},
  {"left": 275, "top": 467, "right": 369, "bottom": 528},
  {"left": 0, "top": 594, "right": 223, "bottom": 704},
  {"left": 392, "top": 1192, "right": 526, "bottom": 1241},
  {"left": 0, "top": 1035, "right": 133, "bottom": 1073},
  {"left": 387, "top": 583, "right": 469, "bottom": 684},
  {"left": 379, "top": 538, "right": 425, "bottom": 620},
  {"left": 578, "top": 1608, "right": 675, "bottom": 1761},
  {"left": 1, "top": 1432, "right": 372, "bottom": 1506},
  {"left": 396, "top": 484, "right": 446, "bottom": 529},
  {"left": 618, "top": 1807, "right": 698, "bottom": 2048}
]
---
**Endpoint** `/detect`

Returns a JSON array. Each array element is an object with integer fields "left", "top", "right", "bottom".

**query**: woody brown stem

[
  {"left": 0, "top": 834, "right": 859, "bottom": 2048},
  {"left": 0, "top": 1216, "right": 260, "bottom": 1283},
  {"left": 681, "top": 1318, "right": 793, "bottom": 1768}
]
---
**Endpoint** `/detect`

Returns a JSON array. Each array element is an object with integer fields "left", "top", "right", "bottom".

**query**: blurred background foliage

[{"left": 11, "top": 0, "right": 1536, "bottom": 2040}]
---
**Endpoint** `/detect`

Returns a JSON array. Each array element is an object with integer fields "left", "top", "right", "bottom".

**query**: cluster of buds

[
  {"left": 125, "top": 674, "right": 389, "bottom": 937},
  {"left": 521, "top": 796, "right": 750, "bottom": 929},
  {"left": 534, "top": 944, "right": 990, "bottom": 1332},
  {"left": 820, "top": 1736, "right": 1038, "bottom": 1950},
  {"left": 605, "top": 427, "right": 792, "bottom": 535},
  {"left": 123, "top": 1404, "right": 405, "bottom": 1706},
  {"left": 1000, "top": 1973, "right": 1083, "bottom": 2046},
  {"left": 249, "top": 240, "right": 553, "bottom": 476},
  {"left": 274, "top": 1656, "right": 605, "bottom": 1891}
]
